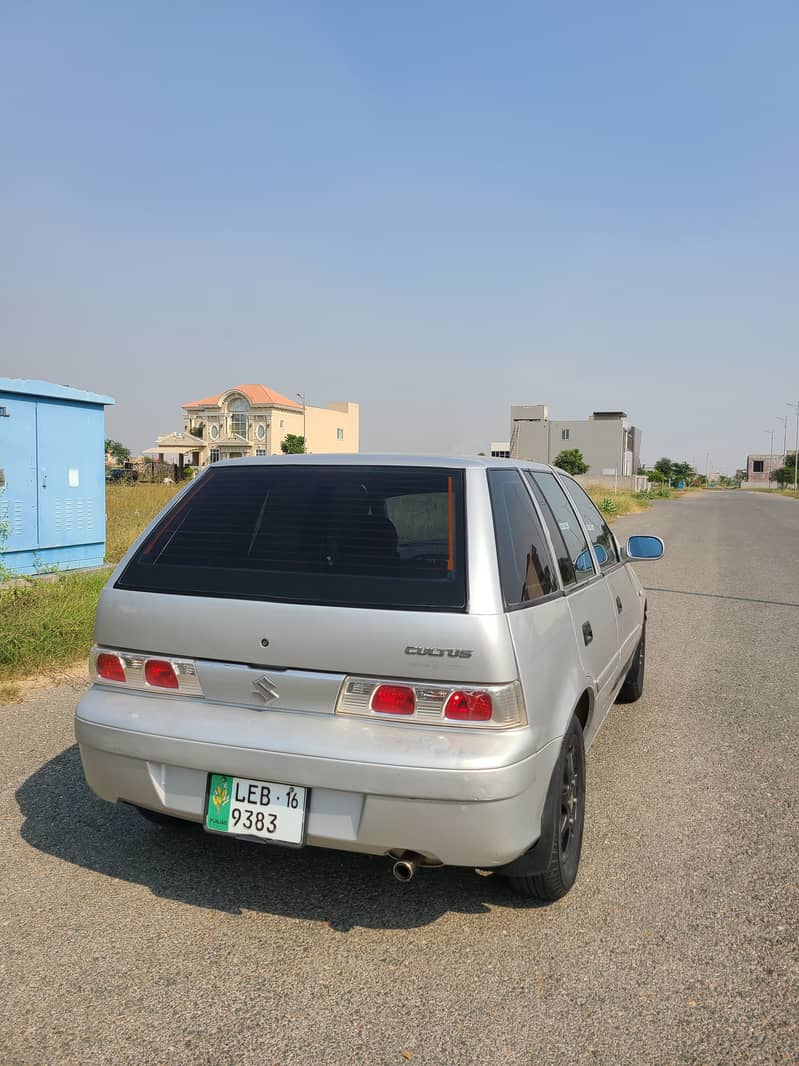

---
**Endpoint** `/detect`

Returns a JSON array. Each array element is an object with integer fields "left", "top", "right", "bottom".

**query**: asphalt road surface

[{"left": 1, "top": 491, "right": 797, "bottom": 1066}]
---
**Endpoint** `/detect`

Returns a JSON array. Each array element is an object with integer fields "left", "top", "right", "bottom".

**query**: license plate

[{"left": 204, "top": 774, "right": 307, "bottom": 846}]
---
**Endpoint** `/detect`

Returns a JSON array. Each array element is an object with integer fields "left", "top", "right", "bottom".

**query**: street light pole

[
  {"left": 776, "top": 415, "right": 788, "bottom": 464},
  {"left": 789, "top": 401, "right": 799, "bottom": 495},
  {"left": 764, "top": 430, "right": 774, "bottom": 488},
  {"left": 296, "top": 393, "right": 306, "bottom": 452}
]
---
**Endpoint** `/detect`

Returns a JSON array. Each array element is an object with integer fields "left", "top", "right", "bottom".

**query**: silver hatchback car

[{"left": 76, "top": 456, "right": 663, "bottom": 901}]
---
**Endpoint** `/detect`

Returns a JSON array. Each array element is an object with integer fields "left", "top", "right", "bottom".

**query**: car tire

[
  {"left": 617, "top": 622, "right": 646, "bottom": 703},
  {"left": 506, "top": 715, "right": 586, "bottom": 902},
  {"left": 135, "top": 806, "right": 193, "bottom": 830}
]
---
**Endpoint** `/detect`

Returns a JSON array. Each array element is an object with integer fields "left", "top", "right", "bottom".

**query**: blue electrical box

[{"left": 0, "top": 378, "right": 115, "bottom": 576}]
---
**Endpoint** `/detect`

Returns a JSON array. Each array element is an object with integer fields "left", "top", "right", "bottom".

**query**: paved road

[{"left": 1, "top": 491, "right": 797, "bottom": 1066}]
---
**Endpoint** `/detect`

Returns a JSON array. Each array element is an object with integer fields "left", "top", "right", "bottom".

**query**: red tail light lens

[
  {"left": 96, "top": 653, "right": 126, "bottom": 683},
  {"left": 144, "top": 659, "right": 179, "bottom": 690},
  {"left": 371, "top": 684, "right": 416, "bottom": 715},
  {"left": 444, "top": 690, "right": 493, "bottom": 721}
]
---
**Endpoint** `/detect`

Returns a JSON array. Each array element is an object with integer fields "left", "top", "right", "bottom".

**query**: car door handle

[
  {"left": 616, "top": 595, "right": 623, "bottom": 614},
  {"left": 582, "top": 621, "right": 593, "bottom": 646}
]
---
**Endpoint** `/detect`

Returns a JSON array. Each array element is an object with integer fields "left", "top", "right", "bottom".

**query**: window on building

[
  {"left": 230, "top": 413, "right": 248, "bottom": 437},
  {"left": 280, "top": 419, "right": 285, "bottom": 428},
  {"left": 490, "top": 448, "right": 510, "bottom": 458},
  {"left": 255, "top": 448, "right": 267, "bottom": 456},
  {"left": 228, "top": 397, "right": 249, "bottom": 438},
  {"left": 209, "top": 449, "right": 220, "bottom": 463},
  {"left": 561, "top": 428, "right": 570, "bottom": 441},
  {"left": 753, "top": 460, "right": 764, "bottom": 473},
  {"left": 487, "top": 469, "right": 558, "bottom": 607},
  {"left": 337, "top": 428, "right": 344, "bottom": 440}
]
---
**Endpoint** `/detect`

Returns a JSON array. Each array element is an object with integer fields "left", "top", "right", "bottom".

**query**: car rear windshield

[{"left": 116, "top": 465, "right": 467, "bottom": 611}]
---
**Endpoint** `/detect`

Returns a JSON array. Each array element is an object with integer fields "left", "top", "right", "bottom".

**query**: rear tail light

[
  {"left": 444, "top": 690, "right": 493, "bottom": 721},
  {"left": 144, "top": 659, "right": 179, "bottom": 689},
  {"left": 337, "top": 677, "right": 525, "bottom": 728},
  {"left": 90, "top": 647, "right": 203, "bottom": 697},
  {"left": 371, "top": 684, "right": 416, "bottom": 715},
  {"left": 96, "top": 652, "right": 126, "bottom": 683}
]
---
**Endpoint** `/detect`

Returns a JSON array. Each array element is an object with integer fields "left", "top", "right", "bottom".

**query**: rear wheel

[
  {"left": 617, "top": 622, "right": 646, "bottom": 703},
  {"left": 506, "top": 715, "right": 586, "bottom": 902},
  {"left": 135, "top": 806, "right": 193, "bottom": 829}
]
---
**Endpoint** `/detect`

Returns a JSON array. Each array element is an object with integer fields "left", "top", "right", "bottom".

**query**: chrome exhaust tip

[{"left": 392, "top": 857, "right": 417, "bottom": 882}]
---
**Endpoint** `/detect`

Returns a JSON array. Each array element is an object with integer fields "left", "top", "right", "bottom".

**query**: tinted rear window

[{"left": 117, "top": 465, "right": 467, "bottom": 611}]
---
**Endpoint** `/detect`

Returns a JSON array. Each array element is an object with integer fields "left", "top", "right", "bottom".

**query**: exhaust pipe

[{"left": 392, "top": 853, "right": 419, "bottom": 882}]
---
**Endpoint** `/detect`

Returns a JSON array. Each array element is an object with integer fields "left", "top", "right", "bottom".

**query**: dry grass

[
  {"left": 582, "top": 485, "right": 651, "bottom": 521},
  {"left": 105, "top": 482, "right": 183, "bottom": 563},
  {"left": 0, "top": 681, "right": 23, "bottom": 704}
]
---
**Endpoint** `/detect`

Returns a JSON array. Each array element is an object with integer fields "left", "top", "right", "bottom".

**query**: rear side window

[
  {"left": 487, "top": 469, "right": 558, "bottom": 608},
  {"left": 524, "top": 473, "right": 577, "bottom": 588},
  {"left": 561, "top": 478, "right": 619, "bottom": 570},
  {"left": 117, "top": 466, "right": 467, "bottom": 611},
  {"left": 530, "top": 472, "right": 595, "bottom": 582}
]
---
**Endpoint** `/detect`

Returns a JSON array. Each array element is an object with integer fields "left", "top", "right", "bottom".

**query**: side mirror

[
  {"left": 593, "top": 544, "right": 608, "bottom": 565},
  {"left": 626, "top": 535, "right": 664, "bottom": 560}
]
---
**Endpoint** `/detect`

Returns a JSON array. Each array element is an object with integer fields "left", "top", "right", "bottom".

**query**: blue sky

[{"left": 2, "top": 2, "right": 798, "bottom": 471}]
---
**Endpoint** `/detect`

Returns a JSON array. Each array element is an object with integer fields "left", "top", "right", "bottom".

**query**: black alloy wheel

[{"left": 507, "top": 714, "right": 586, "bottom": 902}]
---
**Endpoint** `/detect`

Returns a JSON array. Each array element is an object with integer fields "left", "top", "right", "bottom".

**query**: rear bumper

[{"left": 75, "top": 688, "right": 561, "bottom": 868}]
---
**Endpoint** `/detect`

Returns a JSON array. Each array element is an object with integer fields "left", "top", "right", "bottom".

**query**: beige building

[{"left": 150, "top": 383, "right": 359, "bottom": 468}]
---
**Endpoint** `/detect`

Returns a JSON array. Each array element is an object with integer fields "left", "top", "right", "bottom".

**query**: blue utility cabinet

[{"left": 0, "top": 379, "right": 115, "bottom": 576}]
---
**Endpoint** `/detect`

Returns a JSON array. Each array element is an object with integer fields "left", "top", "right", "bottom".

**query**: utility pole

[
  {"left": 296, "top": 393, "right": 306, "bottom": 453},
  {"left": 764, "top": 430, "right": 774, "bottom": 488},
  {"left": 788, "top": 401, "right": 799, "bottom": 494},
  {"left": 776, "top": 415, "right": 788, "bottom": 464}
]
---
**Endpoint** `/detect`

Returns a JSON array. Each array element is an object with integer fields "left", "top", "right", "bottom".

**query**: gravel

[{"left": 1, "top": 490, "right": 797, "bottom": 1065}]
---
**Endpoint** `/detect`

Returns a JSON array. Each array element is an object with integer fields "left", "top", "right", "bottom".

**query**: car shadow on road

[{"left": 16, "top": 746, "right": 543, "bottom": 930}]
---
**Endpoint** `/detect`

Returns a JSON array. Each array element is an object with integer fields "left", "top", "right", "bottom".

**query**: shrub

[{"left": 598, "top": 497, "right": 618, "bottom": 514}]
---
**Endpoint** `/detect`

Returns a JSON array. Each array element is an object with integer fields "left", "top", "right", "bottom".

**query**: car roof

[{"left": 219, "top": 453, "right": 557, "bottom": 472}]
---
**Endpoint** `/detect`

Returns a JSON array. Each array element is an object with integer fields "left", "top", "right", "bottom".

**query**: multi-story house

[
  {"left": 151, "top": 383, "right": 359, "bottom": 468},
  {"left": 509, "top": 404, "right": 641, "bottom": 477}
]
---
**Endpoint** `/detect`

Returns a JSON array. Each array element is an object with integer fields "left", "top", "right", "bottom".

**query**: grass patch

[
  {"left": 582, "top": 484, "right": 651, "bottom": 521},
  {"left": 0, "top": 569, "right": 109, "bottom": 682},
  {"left": 0, "top": 681, "right": 23, "bottom": 704},
  {"left": 745, "top": 487, "right": 799, "bottom": 499},
  {"left": 0, "top": 482, "right": 183, "bottom": 684}
]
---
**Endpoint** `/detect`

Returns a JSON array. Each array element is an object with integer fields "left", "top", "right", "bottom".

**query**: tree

[
  {"left": 670, "top": 461, "right": 696, "bottom": 485},
  {"left": 654, "top": 457, "right": 673, "bottom": 481},
  {"left": 105, "top": 438, "right": 130, "bottom": 464},
  {"left": 772, "top": 452, "right": 797, "bottom": 487},
  {"left": 280, "top": 434, "right": 306, "bottom": 454},
  {"left": 553, "top": 448, "right": 589, "bottom": 475}
]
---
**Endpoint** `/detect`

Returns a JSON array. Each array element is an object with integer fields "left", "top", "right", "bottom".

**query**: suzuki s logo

[{"left": 252, "top": 676, "right": 280, "bottom": 705}]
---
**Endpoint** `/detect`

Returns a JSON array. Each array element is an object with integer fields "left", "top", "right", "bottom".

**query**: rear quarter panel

[{"left": 507, "top": 597, "right": 588, "bottom": 749}]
